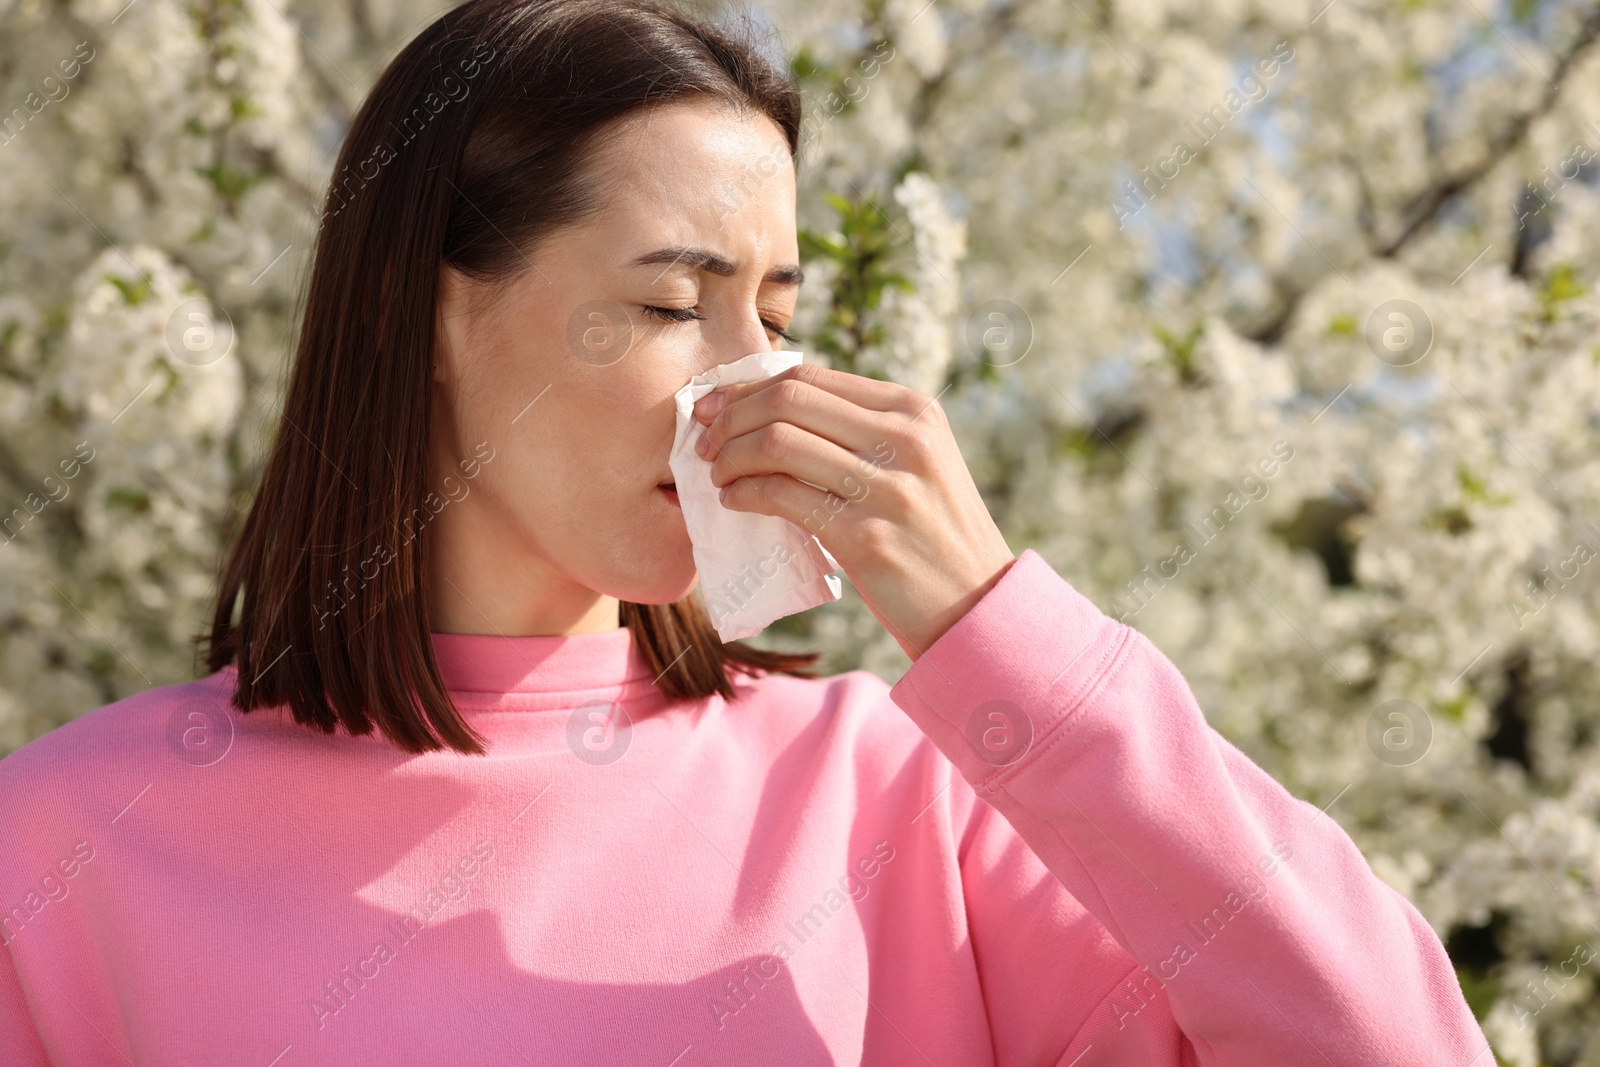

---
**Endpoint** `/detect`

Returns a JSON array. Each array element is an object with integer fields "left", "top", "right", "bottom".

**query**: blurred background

[{"left": 3, "top": 0, "right": 1599, "bottom": 1061}]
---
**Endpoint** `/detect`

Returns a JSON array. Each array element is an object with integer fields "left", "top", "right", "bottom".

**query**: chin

[{"left": 600, "top": 547, "right": 699, "bottom": 605}]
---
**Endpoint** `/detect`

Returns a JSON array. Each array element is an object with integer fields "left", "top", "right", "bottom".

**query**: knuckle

[
  {"left": 790, "top": 362, "right": 824, "bottom": 387},
  {"left": 891, "top": 387, "right": 929, "bottom": 416},
  {"left": 863, "top": 439, "right": 897, "bottom": 471},
  {"left": 896, "top": 422, "right": 937, "bottom": 461},
  {"left": 853, "top": 515, "right": 896, "bottom": 554},
  {"left": 749, "top": 474, "right": 778, "bottom": 506},
  {"left": 757, "top": 422, "right": 795, "bottom": 455},
  {"left": 773, "top": 378, "right": 809, "bottom": 409},
  {"left": 919, "top": 395, "right": 950, "bottom": 427}
]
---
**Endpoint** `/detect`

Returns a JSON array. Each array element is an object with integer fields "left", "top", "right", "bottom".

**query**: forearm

[{"left": 890, "top": 550, "right": 1489, "bottom": 1065}]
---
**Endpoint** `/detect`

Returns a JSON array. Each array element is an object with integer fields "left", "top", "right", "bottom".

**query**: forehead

[{"left": 581, "top": 99, "right": 796, "bottom": 228}]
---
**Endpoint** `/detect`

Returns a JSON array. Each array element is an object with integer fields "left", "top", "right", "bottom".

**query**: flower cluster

[{"left": 4, "top": 0, "right": 1600, "bottom": 1059}]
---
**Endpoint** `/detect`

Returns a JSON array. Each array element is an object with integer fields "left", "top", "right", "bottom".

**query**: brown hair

[{"left": 205, "top": 0, "right": 819, "bottom": 755}]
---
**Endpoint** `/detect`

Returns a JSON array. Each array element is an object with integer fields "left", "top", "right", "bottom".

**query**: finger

[
  {"left": 693, "top": 363, "right": 911, "bottom": 424},
  {"left": 708, "top": 420, "right": 876, "bottom": 504},
  {"left": 719, "top": 471, "right": 845, "bottom": 536},
  {"left": 701, "top": 374, "right": 883, "bottom": 460}
]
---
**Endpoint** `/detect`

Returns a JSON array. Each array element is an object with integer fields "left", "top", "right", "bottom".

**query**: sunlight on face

[{"left": 428, "top": 97, "right": 801, "bottom": 618}]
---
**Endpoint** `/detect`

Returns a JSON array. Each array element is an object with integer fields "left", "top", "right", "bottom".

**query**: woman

[{"left": 0, "top": 0, "right": 1487, "bottom": 1063}]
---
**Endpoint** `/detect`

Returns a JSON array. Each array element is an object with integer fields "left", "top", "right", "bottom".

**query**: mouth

[{"left": 658, "top": 481, "right": 680, "bottom": 507}]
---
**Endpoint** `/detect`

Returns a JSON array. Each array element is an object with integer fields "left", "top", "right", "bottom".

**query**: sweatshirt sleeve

[
  {"left": 0, "top": 943, "right": 50, "bottom": 1067},
  {"left": 888, "top": 549, "right": 1491, "bottom": 1066}
]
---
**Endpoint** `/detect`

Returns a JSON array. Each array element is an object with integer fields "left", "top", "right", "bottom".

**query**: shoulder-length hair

[{"left": 204, "top": 0, "right": 819, "bottom": 755}]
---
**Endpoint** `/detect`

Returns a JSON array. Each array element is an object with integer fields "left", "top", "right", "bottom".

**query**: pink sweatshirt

[{"left": 1, "top": 549, "right": 1488, "bottom": 1065}]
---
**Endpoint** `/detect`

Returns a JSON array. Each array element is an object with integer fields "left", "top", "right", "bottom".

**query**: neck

[{"left": 425, "top": 506, "right": 620, "bottom": 638}]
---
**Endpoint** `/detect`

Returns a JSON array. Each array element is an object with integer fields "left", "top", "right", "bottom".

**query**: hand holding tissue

[{"left": 669, "top": 352, "right": 843, "bottom": 641}]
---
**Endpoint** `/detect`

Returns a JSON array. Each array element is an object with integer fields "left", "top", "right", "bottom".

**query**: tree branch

[
  {"left": 1375, "top": 3, "right": 1600, "bottom": 258},
  {"left": 1243, "top": 4, "right": 1600, "bottom": 344}
]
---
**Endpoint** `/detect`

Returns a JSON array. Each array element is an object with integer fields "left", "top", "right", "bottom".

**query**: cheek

[
  {"left": 535, "top": 381, "right": 664, "bottom": 485},
  {"left": 463, "top": 359, "right": 697, "bottom": 599}
]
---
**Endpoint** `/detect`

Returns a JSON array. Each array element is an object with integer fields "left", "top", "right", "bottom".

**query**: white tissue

[{"left": 669, "top": 351, "right": 843, "bottom": 642}]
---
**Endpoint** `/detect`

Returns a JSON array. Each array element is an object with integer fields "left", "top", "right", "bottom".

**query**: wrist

[{"left": 902, "top": 551, "right": 1018, "bottom": 661}]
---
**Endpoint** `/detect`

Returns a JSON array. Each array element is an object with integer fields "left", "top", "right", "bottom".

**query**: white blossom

[{"left": 2, "top": 0, "right": 1599, "bottom": 1053}]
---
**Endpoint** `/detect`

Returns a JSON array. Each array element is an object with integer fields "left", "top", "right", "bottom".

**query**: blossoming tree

[{"left": 2, "top": 0, "right": 1598, "bottom": 1060}]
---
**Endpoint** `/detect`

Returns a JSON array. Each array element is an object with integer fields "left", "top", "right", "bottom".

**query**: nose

[{"left": 699, "top": 301, "right": 780, "bottom": 372}]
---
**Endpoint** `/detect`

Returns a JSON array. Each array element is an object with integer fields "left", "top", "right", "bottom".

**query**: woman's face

[{"left": 428, "top": 98, "right": 800, "bottom": 624}]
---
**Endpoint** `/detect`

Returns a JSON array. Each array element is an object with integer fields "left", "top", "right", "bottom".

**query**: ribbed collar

[{"left": 430, "top": 627, "right": 657, "bottom": 703}]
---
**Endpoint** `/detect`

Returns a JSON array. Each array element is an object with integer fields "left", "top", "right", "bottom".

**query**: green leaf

[
  {"left": 1154, "top": 323, "right": 1205, "bottom": 384},
  {"left": 1433, "top": 693, "right": 1471, "bottom": 723},
  {"left": 193, "top": 157, "right": 268, "bottom": 206},
  {"left": 1457, "top": 464, "right": 1514, "bottom": 507},
  {"left": 107, "top": 276, "right": 153, "bottom": 306},
  {"left": 104, "top": 486, "right": 152, "bottom": 514},
  {"left": 797, "top": 189, "right": 918, "bottom": 375},
  {"left": 1540, "top": 263, "right": 1587, "bottom": 314},
  {"left": 1509, "top": 0, "right": 1541, "bottom": 24},
  {"left": 1453, "top": 966, "right": 1500, "bottom": 1021},
  {"left": 789, "top": 45, "right": 825, "bottom": 81}
]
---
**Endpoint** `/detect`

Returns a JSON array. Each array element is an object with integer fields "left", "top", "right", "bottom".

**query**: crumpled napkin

[{"left": 669, "top": 350, "right": 842, "bottom": 642}]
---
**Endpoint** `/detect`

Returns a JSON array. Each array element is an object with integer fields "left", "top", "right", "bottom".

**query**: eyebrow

[{"left": 630, "top": 246, "right": 804, "bottom": 286}]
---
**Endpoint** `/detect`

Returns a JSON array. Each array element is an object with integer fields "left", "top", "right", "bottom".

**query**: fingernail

[
  {"left": 695, "top": 433, "right": 709, "bottom": 457},
  {"left": 694, "top": 390, "right": 726, "bottom": 419}
]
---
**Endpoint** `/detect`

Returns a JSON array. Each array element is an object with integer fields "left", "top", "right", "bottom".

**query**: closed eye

[
  {"left": 639, "top": 305, "right": 800, "bottom": 344},
  {"left": 639, "top": 305, "right": 705, "bottom": 325},
  {"left": 767, "top": 320, "right": 801, "bottom": 344}
]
